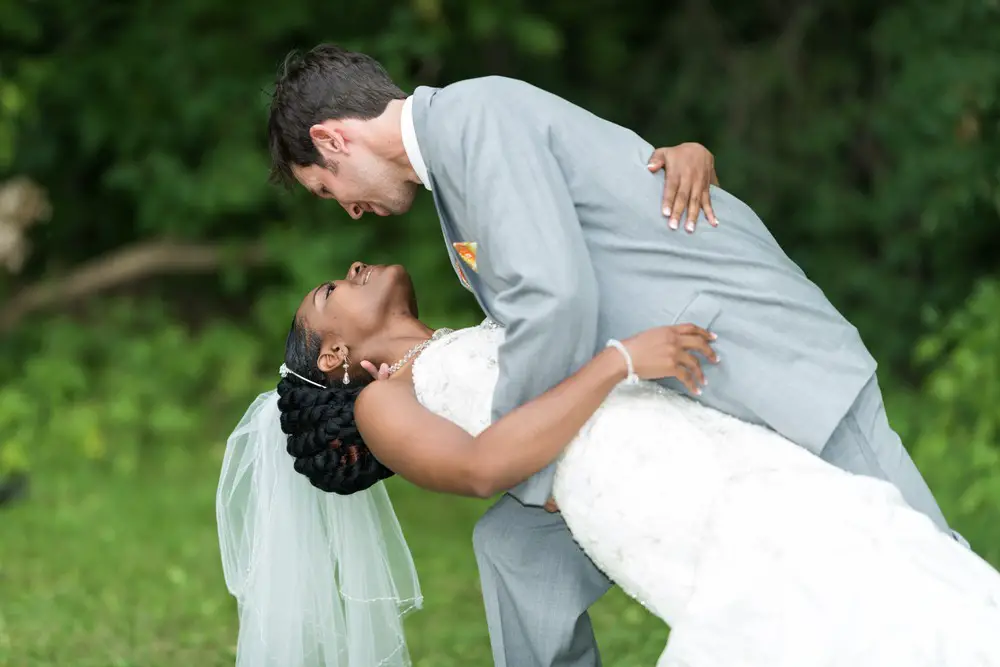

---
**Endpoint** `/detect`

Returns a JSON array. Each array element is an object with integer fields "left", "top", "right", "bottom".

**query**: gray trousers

[
  {"left": 819, "top": 376, "right": 949, "bottom": 531},
  {"left": 472, "top": 375, "right": 950, "bottom": 667}
]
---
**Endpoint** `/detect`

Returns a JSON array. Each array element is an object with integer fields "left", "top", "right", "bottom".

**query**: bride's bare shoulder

[
  {"left": 356, "top": 376, "right": 417, "bottom": 415},
  {"left": 354, "top": 376, "right": 430, "bottom": 440},
  {"left": 354, "top": 372, "right": 475, "bottom": 485}
]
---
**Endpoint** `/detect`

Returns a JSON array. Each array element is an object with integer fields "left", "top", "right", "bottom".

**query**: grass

[{"left": 0, "top": 448, "right": 666, "bottom": 667}]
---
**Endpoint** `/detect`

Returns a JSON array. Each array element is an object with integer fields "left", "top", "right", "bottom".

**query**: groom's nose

[{"left": 343, "top": 202, "right": 364, "bottom": 219}]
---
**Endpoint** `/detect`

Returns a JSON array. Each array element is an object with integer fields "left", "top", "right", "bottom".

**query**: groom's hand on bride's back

[{"left": 646, "top": 143, "right": 720, "bottom": 233}]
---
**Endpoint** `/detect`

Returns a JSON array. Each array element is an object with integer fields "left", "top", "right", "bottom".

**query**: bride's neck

[{"left": 363, "top": 316, "right": 436, "bottom": 370}]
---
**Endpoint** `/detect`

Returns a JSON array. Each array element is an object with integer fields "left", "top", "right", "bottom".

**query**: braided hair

[{"left": 276, "top": 316, "right": 395, "bottom": 494}]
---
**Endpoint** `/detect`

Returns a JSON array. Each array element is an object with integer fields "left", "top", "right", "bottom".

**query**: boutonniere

[
  {"left": 453, "top": 242, "right": 478, "bottom": 272},
  {"left": 453, "top": 258, "right": 473, "bottom": 292}
]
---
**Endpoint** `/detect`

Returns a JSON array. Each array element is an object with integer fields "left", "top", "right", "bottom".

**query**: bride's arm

[
  {"left": 355, "top": 324, "right": 715, "bottom": 498},
  {"left": 355, "top": 347, "right": 627, "bottom": 498}
]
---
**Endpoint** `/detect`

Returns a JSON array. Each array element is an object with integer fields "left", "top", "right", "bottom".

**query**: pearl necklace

[{"left": 386, "top": 328, "right": 454, "bottom": 376}]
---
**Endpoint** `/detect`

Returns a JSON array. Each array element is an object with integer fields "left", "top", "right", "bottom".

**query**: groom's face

[{"left": 295, "top": 124, "right": 418, "bottom": 219}]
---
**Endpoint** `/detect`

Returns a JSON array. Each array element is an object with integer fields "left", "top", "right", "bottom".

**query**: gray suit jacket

[{"left": 410, "top": 77, "right": 877, "bottom": 507}]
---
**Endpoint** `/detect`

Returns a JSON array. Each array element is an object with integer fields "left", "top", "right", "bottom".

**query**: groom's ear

[{"left": 309, "top": 122, "right": 347, "bottom": 157}]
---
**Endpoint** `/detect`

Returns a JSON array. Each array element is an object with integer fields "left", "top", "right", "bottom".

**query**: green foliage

[
  {"left": 0, "top": 79, "right": 24, "bottom": 169},
  {"left": 0, "top": 302, "right": 267, "bottom": 474},
  {"left": 909, "top": 277, "right": 1000, "bottom": 563},
  {"left": 1, "top": 0, "right": 997, "bottom": 365}
]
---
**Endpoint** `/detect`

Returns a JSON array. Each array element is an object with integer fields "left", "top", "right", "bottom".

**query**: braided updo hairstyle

[{"left": 276, "top": 316, "right": 395, "bottom": 494}]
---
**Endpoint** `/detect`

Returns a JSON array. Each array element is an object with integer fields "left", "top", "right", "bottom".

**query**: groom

[{"left": 266, "top": 44, "right": 953, "bottom": 667}]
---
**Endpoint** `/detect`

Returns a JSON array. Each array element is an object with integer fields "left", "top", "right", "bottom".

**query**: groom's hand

[{"left": 647, "top": 143, "right": 719, "bottom": 232}]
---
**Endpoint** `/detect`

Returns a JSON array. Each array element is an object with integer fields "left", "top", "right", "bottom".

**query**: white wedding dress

[{"left": 412, "top": 322, "right": 1000, "bottom": 666}]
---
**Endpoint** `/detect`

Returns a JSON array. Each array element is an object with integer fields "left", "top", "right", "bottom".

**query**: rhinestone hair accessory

[{"left": 278, "top": 363, "right": 326, "bottom": 389}]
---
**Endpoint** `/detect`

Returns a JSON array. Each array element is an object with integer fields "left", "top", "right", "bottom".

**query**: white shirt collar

[{"left": 401, "top": 96, "right": 431, "bottom": 191}]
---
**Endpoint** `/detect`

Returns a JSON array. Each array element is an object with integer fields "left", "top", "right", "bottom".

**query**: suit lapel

[
  {"left": 411, "top": 86, "right": 498, "bottom": 321},
  {"left": 428, "top": 185, "right": 497, "bottom": 320}
]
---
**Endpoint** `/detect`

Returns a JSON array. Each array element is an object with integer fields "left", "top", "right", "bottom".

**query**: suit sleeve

[{"left": 458, "top": 104, "right": 601, "bottom": 425}]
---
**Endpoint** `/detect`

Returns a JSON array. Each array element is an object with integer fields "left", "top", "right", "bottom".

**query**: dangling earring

[{"left": 342, "top": 355, "right": 351, "bottom": 385}]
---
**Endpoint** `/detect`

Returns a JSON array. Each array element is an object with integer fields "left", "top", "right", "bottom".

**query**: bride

[{"left": 217, "top": 261, "right": 1000, "bottom": 667}]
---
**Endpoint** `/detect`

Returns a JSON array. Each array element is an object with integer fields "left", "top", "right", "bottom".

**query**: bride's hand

[
  {"left": 646, "top": 143, "right": 719, "bottom": 232},
  {"left": 622, "top": 324, "right": 718, "bottom": 395},
  {"left": 360, "top": 360, "right": 392, "bottom": 382}
]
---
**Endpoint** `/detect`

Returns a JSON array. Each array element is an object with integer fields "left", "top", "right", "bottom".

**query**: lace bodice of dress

[
  {"left": 411, "top": 321, "right": 503, "bottom": 438},
  {"left": 410, "top": 319, "right": 770, "bottom": 475}
]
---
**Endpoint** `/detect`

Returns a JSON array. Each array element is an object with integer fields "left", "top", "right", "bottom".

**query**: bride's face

[{"left": 295, "top": 262, "right": 418, "bottom": 351}]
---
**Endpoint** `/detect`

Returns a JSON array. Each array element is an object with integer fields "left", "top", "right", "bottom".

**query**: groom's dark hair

[
  {"left": 276, "top": 316, "right": 395, "bottom": 494},
  {"left": 267, "top": 43, "right": 406, "bottom": 188}
]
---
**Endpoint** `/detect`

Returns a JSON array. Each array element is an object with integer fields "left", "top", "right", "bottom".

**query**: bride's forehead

[{"left": 296, "top": 290, "right": 320, "bottom": 317}]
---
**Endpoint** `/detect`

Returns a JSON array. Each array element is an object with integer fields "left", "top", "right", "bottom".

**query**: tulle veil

[{"left": 216, "top": 391, "right": 422, "bottom": 667}]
